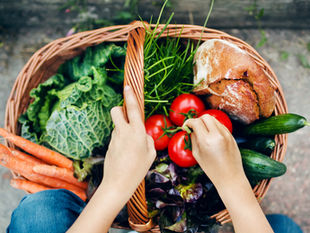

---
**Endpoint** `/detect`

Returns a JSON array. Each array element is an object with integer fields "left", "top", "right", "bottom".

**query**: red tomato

[
  {"left": 168, "top": 131, "right": 197, "bottom": 167},
  {"left": 199, "top": 109, "right": 233, "bottom": 133},
  {"left": 169, "top": 94, "right": 205, "bottom": 126},
  {"left": 145, "top": 114, "right": 173, "bottom": 151}
]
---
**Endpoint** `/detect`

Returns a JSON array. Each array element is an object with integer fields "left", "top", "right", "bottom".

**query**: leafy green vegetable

[
  {"left": 146, "top": 158, "right": 221, "bottom": 232},
  {"left": 176, "top": 183, "right": 203, "bottom": 203},
  {"left": 73, "top": 157, "right": 105, "bottom": 182},
  {"left": 159, "top": 207, "right": 184, "bottom": 233},
  {"left": 26, "top": 74, "right": 66, "bottom": 134},
  {"left": 60, "top": 43, "right": 126, "bottom": 81},
  {"left": 19, "top": 115, "right": 39, "bottom": 143},
  {"left": 40, "top": 70, "right": 120, "bottom": 160},
  {"left": 20, "top": 43, "right": 125, "bottom": 161},
  {"left": 41, "top": 100, "right": 116, "bottom": 160},
  {"left": 164, "top": 213, "right": 187, "bottom": 232}
]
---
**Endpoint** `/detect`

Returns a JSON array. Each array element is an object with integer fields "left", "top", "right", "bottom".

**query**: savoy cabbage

[{"left": 20, "top": 43, "right": 125, "bottom": 160}]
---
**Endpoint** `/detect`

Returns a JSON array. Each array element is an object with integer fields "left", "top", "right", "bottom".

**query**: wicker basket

[{"left": 5, "top": 21, "right": 288, "bottom": 232}]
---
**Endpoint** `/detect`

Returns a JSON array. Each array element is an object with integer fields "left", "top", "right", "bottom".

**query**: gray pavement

[{"left": 0, "top": 28, "right": 310, "bottom": 232}]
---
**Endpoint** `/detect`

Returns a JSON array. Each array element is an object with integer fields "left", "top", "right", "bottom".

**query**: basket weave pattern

[{"left": 5, "top": 21, "right": 287, "bottom": 231}]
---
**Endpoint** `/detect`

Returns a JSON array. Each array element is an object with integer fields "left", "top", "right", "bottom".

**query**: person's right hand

[
  {"left": 183, "top": 114, "right": 246, "bottom": 187},
  {"left": 184, "top": 115, "right": 274, "bottom": 233}
]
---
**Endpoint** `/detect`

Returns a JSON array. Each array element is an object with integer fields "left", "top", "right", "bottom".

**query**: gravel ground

[{"left": 0, "top": 28, "right": 309, "bottom": 232}]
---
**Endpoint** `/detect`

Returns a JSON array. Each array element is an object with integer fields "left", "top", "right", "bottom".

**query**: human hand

[
  {"left": 184, "top": 115, "right": 274, "bottom": 233},
  {"left": 100, "top": 86, "right": 156, "bottom": 195},
  {"left": 68, "top": 86, "right": 156, "bottom": 233},
  {"left": 183, "top": 114, "right": 246, "bottom": 187}
]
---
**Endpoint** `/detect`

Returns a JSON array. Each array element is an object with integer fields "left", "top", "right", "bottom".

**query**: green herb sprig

[
  {"left": 144, "top": 35, "right": 196, "bottom": 118},
  {"left": 143, "top": 0, "right": 214, "bottom": 118}
]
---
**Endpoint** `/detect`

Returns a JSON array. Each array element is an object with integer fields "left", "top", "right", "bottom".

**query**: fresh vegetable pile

[
  {"left": 0, "top": 43, "right": 128, "bottom": 203},
  {"left": 143, "top": 92, "right": 291, "bottom": 231},
  {"left": 0, "top": 19, "right": 309, "bottom": 233},
  {"left": 19, "top": 43, "right": 126, "bottom": 180},
  {"left": 140, "top": 29, "right": 309, "bottom": 231},
  {"left": 0, "top": 128, "right": 87, "bottom": 201}
]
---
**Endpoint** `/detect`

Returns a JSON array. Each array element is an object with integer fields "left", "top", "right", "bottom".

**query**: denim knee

[
  {"left": 267, "top": 214, "right": 303, "bottom": 233},
  {"left": 7, "top": 189, "right": 86, "bottom": 233}
]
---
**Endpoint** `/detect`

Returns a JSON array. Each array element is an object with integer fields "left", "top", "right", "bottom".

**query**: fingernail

[{"left": 124, "top": 85, "right": 130, "bottom": 91}]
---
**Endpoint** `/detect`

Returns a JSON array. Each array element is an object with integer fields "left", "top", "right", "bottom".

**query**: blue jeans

[
  {"left": 7, "top": 189, "right": 86, "bottom": 233},
  {"left": 266, "top": 214, "right": 303, "bottom": 233},
  {"left": 7, "top": 189, "right": 303, "bottom": 233}
]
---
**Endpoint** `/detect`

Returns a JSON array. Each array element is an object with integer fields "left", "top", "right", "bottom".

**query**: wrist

[
  {"left": 98, "top": 179, "right": 125, "bottom": 197},
  {"left": 213, "top": 171, "right": 250, "bottom": 193},
  {"left": 96, "top": 182, "right": 128, "bottom": 212},
  {"left": 98, "top": 178, "right": 138, "bottom": 203}
]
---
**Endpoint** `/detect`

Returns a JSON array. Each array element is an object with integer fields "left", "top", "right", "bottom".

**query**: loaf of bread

[{"left": 193, "top": 39, "right": 275, "bottom": 124}]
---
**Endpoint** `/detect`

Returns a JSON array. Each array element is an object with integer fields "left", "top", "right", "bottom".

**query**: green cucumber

[
  {"left": 244, "top": 113, "right": 309, "bottom": 136},
  {"left": 240, "top": 148, "right": 286, "bottom": 181},
  {"left": 239, "top": 137, "right": 275, "bottom": 154}
]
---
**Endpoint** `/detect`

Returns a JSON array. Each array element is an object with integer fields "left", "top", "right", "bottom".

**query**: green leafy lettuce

[
  {"left": 26, "top": 74, "right": 67, "bottom": 134},
  {"left": 20, "top": 43, "right": 125, "bottom": 160},
  {"left": 60, "top": 43, "right": 126, "bottom": 82}
]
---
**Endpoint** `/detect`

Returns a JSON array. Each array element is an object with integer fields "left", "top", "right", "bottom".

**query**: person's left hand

[
  {"left": 100, "top": 85, "right": 156, "bottom": 196},
  {"left": 68, "top": 86, "right": 156, "bottom": 233}
]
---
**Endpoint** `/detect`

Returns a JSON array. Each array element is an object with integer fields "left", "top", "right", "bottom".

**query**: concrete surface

[
  {"left": 0, "top": 27, "right": 310, "bottom": 232},
  {"left": 2, "top": 0, "right": 310, "bottom": 30}
]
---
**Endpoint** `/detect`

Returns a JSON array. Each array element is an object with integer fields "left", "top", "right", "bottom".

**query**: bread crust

[
  {"left": 207, "top": 80, "right": 259, "bottom": 124},
  {"left": 193, "top": 39, "right": 275, "bottom": 124}
]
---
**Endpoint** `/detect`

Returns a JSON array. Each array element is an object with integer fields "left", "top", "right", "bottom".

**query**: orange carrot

[
  {"left": 0, "top": 144, "right": 86, "bottom": 201},
  {"left": 0, "top": 128, "right": 73, "bottom": 170},
  {"left": 10, "top": 148, "right": 44, "bottom": 166},
  {"left": 0, "top": 144, "right": 34, "bottom": 173},
  {"left": 10, "top": 179, "right": 51, "bottom": 193},
  {"left": 22, "top": 173, "right": 87, "bottom": 201},
  {"left": 33, "top": 164, "right": 88, "bottom": 190}
]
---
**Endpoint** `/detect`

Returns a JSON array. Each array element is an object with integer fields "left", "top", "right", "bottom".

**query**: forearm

[
  {"left": 67, "top": 183, "right": 132, "bottom": 233},
  {"left": 215, "top": 175, "right": 273, "bottom": 233}
]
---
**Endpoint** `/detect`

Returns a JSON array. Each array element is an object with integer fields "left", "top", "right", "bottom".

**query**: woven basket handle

[{"left": 123, "top": 21, "right": 154, "bottom": 231}]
